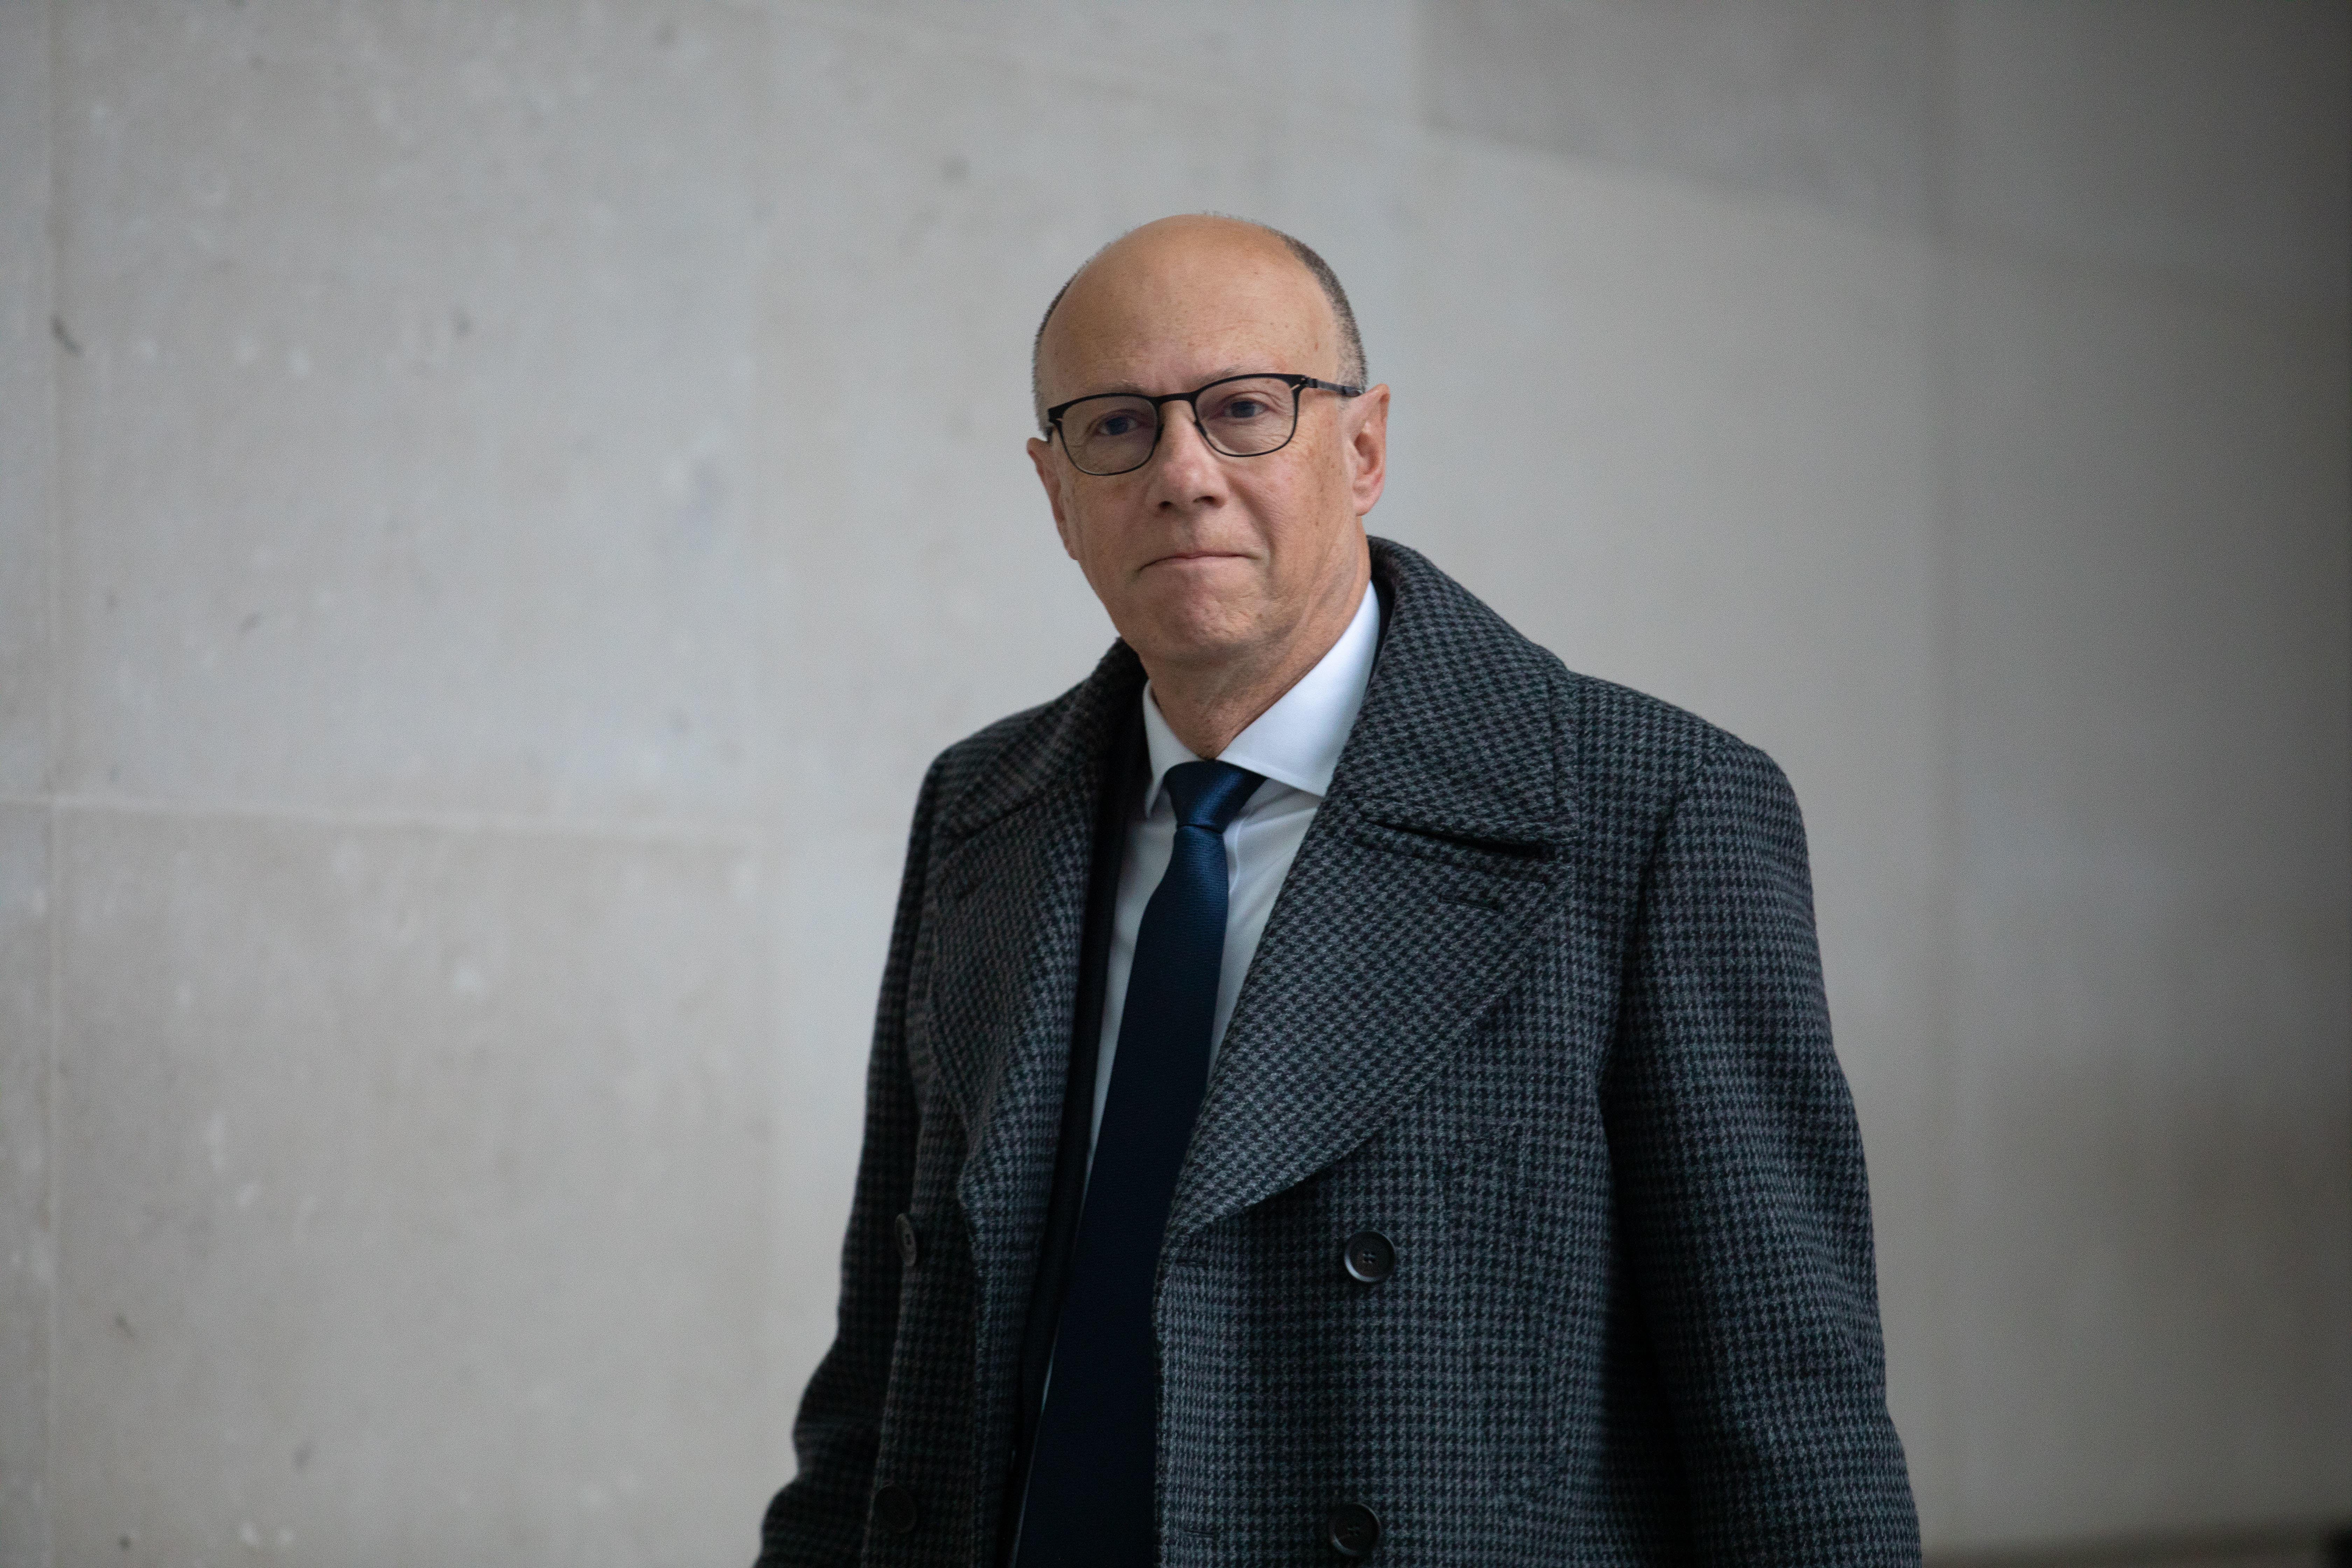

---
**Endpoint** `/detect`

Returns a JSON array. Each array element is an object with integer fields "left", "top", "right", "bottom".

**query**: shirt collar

[{"left": 1140, "top": 583, "right": 1381, "bottom": 814}]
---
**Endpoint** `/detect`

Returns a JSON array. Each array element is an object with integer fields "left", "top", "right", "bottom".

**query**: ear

[
  {"left": 1028, "top": 436, "right": 1079, "bottom": 559},
  {"left": 1344, "top": 384, "right": 1390, "bottom": 518}
]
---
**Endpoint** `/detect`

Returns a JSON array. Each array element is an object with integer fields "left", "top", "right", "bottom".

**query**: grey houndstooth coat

[{"left": 759, "top": 539, "right": 1920, "bottom": 1566}]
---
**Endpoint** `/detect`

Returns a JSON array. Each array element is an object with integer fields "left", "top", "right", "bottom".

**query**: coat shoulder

[
  {"left": 925, "top": 696, "right": 1058, "bottom": 805},
  {"left": 1367, "top": 536, "right": 1782, "bottom": 840},
  {"left": 1553, "top": 663, "right": 1773, "bottom": 811}
]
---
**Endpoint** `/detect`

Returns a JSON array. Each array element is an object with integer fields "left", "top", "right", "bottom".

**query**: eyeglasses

[{"left": 1043, "top": 372, "right": 1364, "bottom": 477}]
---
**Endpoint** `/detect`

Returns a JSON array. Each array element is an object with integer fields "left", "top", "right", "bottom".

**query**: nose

[{"left": 1143, "top": 402, "right": 1228, "bottom": 509}]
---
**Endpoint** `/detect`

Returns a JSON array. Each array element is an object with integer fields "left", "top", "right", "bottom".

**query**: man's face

[{"left": 1027, "top": 219, "right": 1388, "bottom": 681}]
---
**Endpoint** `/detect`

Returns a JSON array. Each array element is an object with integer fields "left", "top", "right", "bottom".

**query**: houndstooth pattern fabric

[{"left": 757, "top": 539, "right": 1920, "bottom": 1567}]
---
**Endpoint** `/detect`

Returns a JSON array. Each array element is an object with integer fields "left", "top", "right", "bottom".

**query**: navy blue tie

[{"left": 1015, "top": 759, "right": 1264, "bottom": 1568}]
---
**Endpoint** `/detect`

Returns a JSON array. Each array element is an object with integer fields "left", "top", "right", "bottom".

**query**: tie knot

[{"left": 1162, "top": 760, "right": 1264, "bottom": 835}]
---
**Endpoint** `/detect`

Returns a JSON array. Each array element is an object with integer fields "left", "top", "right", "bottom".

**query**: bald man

[{"left": 756, "top": 217, "right": 1920, "bottom": 1567}]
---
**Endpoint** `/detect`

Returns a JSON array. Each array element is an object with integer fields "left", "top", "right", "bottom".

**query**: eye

[
  {"left": 1069, "top": 400, "right": 1155, "bottom": 445},
  {"left": 1203, "top": 383, "right": 1289, "bottom": 426}
]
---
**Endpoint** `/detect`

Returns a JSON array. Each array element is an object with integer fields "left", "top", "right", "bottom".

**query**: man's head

[{"left": 1027, "top": 216, "right": 1388, "bottom": 702}]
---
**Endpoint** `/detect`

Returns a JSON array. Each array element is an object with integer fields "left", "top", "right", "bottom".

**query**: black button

[
  {"left": 1326, "top": 1501, "right": 1380, "bottom": 1557},
  {"left": 873, "top": 1482, "right": 918, "bottom": 1535},
  {"left": 1341, "top": 1230, "right": 1395, "bottom": 1284},
  {"left": 894, "top": 1212, "right": 919, "bottom": 1269}
]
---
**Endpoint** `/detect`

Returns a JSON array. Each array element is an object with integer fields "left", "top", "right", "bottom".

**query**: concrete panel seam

[
  {"left": 1415, "top": 120, "right": 1931, "bottom": 250},
  {"left": 41, "top": 797, "right": 58, "bottom": 1568},
  {"left": 39, "top": 2, "right": 60, "bottom": 1563},
  {"left": 769, "top": 0, "right": 1418, "bottom": 129},
  {"left": 15, "top": 794, "right": 760, "bottom": 852}
]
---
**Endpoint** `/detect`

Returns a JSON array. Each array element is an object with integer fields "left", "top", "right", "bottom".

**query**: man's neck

[{"left": 1144, "top": 575, "right": 1370, "bottom": 759}]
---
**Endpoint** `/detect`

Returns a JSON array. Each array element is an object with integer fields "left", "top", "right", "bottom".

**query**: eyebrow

[{"left": 1068, "top": 366, "right": 1268, "bottom": 400}]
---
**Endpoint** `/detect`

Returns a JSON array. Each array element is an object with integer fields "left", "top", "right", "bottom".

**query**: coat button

[
  {"left": 894, "top": 1212, "right": 919, "bottom": 1269},
  {"left": 1326, "top": 1501, "right": 1380, "bottom": 1557},
  {"left": 873, "top": 1482, "right": 918, "bottom": 1535},
  {"left": 1341, "top": 1230, "right": 1395, "bottom": 1284}
]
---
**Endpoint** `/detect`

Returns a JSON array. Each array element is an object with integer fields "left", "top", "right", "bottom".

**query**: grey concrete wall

[{"left": 0, "top": 2, "right": 2343, "bottom": 1562}]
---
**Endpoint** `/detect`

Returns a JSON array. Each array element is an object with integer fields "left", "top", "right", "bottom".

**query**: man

[{"left": 758, "top": 215, "right": 1919, "bottom": 1566}]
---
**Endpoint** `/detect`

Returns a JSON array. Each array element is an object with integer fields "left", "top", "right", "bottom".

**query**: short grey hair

[{"left": 1030, "top": 218, "right": 1368, "bottom": 433}]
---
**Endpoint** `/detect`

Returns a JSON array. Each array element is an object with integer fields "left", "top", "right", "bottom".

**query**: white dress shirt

[{"left": 1087, "top": 583, "right": 1383, "bottom": 1152}]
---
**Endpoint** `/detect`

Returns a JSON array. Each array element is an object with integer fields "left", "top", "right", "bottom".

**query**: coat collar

[
  {"left": 936, "top": 536, "right": 1566, "bottom": 842},
  {"left": 936, "top": 637, "right": 1144, "bottom": 846},
  {"left": 1333, "top": 537, "right": 1570, "bottom": 833}
]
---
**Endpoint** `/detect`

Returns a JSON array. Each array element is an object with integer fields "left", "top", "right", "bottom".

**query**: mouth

[{"left": 1141, "top": 548, "right": 1250, "bottom": 570}]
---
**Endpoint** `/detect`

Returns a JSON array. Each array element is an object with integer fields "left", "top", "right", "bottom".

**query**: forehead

[{"left": 1041, "top": 237, "right": 1336, "bottom": 394}]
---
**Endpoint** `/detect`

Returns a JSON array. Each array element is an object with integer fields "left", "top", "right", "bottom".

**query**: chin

[{"left": 1123, "top": 584, "right": 1264, "bottom": 669}]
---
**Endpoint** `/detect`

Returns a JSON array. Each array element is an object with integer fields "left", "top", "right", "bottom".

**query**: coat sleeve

[
  {"left": 1605, "top": 731, "right": 1921, "bottom": 1563},
  {"left": 756, "top": 755, "right": 947, "bottom": 1567}
]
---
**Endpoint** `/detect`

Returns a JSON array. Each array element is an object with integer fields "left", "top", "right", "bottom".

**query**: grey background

[{"left": 1, "top": 1, "right": 2346, "bottom": 1563}]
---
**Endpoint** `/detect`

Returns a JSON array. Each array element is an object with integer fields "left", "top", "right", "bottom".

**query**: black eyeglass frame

[{"left": 1043, "top": 372, "right": 1365, "bottom": 476}]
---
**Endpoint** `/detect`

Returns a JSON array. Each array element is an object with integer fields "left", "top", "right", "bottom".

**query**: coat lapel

[
  {"left": 926, "top": 642, "right": 1142, "bottom": 1280},
  {"left": 1170, "top": 539, "right": 1583, "bottom": 1242}
]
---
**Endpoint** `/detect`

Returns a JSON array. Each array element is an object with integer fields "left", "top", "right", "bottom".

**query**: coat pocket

[{"left": 1445, "top": 1118, "right": 1604, "bottom": 1500}]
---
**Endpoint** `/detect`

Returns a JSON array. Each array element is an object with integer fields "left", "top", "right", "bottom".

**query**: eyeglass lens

[{"left": 1059, "top": 376, "right": 1301, "bottom": 476}]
